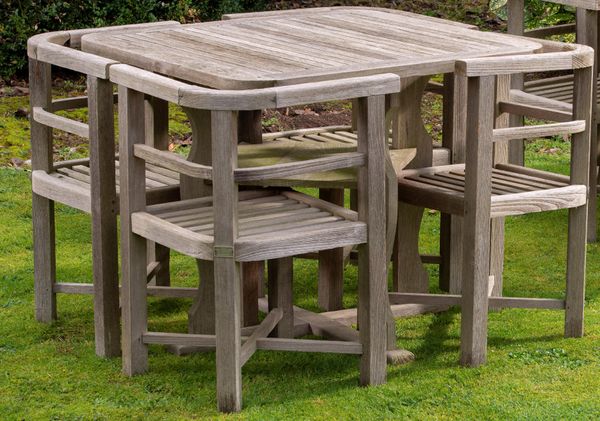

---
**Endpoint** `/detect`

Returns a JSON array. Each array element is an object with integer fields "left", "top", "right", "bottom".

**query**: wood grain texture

[
  {"left": 459, "top": 75, "right": 494, "bottom": 367},
  {"left": 88, "top": 76, "right": 120, "bottom": 358},
  {"left": 83, "top": 8, "right": 540, "bottom": 90},
  {"left": 267, "top": 257, "right": 294, "bottom": 338},
  {"left": 30, "top": 58, "right": 56, "bottom": 323},
  {"left": 134, "top": 144, "right": 213, "bottom": 179},
  {"left": 32, "top": 107, "right": 89, "bottom": 138},
  {"left": 119, "top": 86, "right": 148, "bottom": 376},
  {"left": 566, "top": 66, "right": 593, "bottom": 337},
  {"left": 356, "top": 95, "right": 387, "bottom": 386},
  {"left": 211, "top": 110, "right": 242, "bottom": 413},
  {"left": 318, "top": 189, "right": 345, "bottom": 311}
]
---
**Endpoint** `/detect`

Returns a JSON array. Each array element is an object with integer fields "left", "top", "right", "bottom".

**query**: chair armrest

[
  {"left": 134, "top": 144, "right": 213, "bottom": 179},
  {"left": 456, "top": 39, "right": 593, "bottom": 77},
  {"left": 110, "top": 63, "right": 401, "bottom": 110}
]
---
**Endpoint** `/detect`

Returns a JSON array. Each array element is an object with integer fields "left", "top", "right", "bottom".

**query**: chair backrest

[{"left": 456, "top": 39, "right": 594, "bottom": 187}]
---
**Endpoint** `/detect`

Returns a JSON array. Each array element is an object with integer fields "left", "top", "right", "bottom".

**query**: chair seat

[
  {"left": 132, "top": 190, "right": 366, "bottom": 262},
  {"left": 239, "top": 126, "right": 437, "bottom": 188},
  {"left": 397, "top": 163, "right": 586, "bottom": 218},
  {"left": 31, "top": 158, "right": 181, "bottom": 213},
  {"left": 524, "top": 74, "right": 600, "bottom": 117}
]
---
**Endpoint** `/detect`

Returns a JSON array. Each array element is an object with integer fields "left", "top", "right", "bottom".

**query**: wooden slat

[
  {"left": 240, "top": 308, "right": 283, "bottom": 366},
  {"left": 32, "top": 170, "right": 91, "bottom": 213},
  {"left": 525, "top": 23, "right": 576, "bottom": 38},
  {"left": 235, "top": 152, "right": 365, "bottom": 182},
  {"left": 32, "top": 107, "right": 89, "bottom": 138},
  {"left": 492, "top": 120, "right": 585, "bottom": 142},
  {"left": 52, "top": 282, "right": 197, "bottom": 298},
  {"left": 83, "top": 8, "right": 541, "bottom": 90},
  {"left": 389, "top": 292, "right": 566, "bottom": 310},
  {"left": 134, "top": 144, "right": 212, "bottom": 179},
  {"left": 498, "top": 100, "right": 573, "bottom": 122}
]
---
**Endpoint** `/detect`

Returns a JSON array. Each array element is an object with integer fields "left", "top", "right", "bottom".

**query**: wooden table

[{"left": 81, "top": 7, "right": 542, "bottom": 336}]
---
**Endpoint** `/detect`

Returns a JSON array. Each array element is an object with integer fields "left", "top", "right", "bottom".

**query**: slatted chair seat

[
  {"left": 239, "top": 126, "right": 419, "bottom": 187},
  {"left": 134, "top": 190, "right": 366, "bottom": 262},
  {"left": 31, "top": 158, "right": 181, "bottom": 213},
  {"left": 398, "top": 163, "right": 586, "bottom": 218}
]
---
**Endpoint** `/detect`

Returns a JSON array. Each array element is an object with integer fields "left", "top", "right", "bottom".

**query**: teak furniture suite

[
  {"left": 78, "top": 6, "right": 542, "bottom": 339},
  {"left": 27, "top": 6, "right": 593, "bottom": 413}
]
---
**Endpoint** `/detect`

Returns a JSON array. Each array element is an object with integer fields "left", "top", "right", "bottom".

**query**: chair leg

[
  {"left": 489, "top": 219, "right": 505, "bottom": 297},
  {"left": 33, "top": 194, "right": 56, "bottom": 323},
  {"left": 587, "top": 122, "right": 599, "bottom": 243},
  {"left": 153, "top": 243, "right": 171, "bottom": 287},
  {"left": 89, "top": 76, "right": 120, "bottom": 358},
  {"left": 242, "top": 261, "right": 263, "bottom": 327},
  {"left": 318, "top": 188, "right": 345, "bottom": 311},
  {"left": 121, "top": 231, "right": 148, "bottom": 376},
  {"left": 565, "top": 205, "right": 587, "bottom": 338},
  {"left": 393, "top": 202, "right": 429, "bottom": 293},
  {"left": 267, "top": 257, "right": 294, "bottom": 338},
  {"left": 439, "top": 214, "right": 464, "bottom": 294},
  {"left": 214, "top": 257, "right": 242, "bottom": 413}
]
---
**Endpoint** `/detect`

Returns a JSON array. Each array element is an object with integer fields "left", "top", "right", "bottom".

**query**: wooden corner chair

[
  {"left": 394, "top": 41, "right": 593, "bottom": 366},
  {"left": 114, "top": 63, "right": 402, "bottom": 412},
  {"left": 507, "top": 0, "right": 600, "bottom": 242},
  {"left": 28, "top": 22, "right": 182, "bottom": 358}
]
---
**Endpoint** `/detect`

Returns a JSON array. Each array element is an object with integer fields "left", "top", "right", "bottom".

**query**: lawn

[{"left": 0, "top": 93, "right": 599, "bottom": 420}]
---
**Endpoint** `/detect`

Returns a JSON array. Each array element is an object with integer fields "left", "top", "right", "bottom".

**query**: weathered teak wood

[
  {"left": 565, "top": 65, "right": 593, "bottom": 337},
  {"left": 119, "top": 85, "right": 149, "bottom": 375},
  {"left": 356, "top": 95, "right": 387, "bottom": 385},
  {"left": 460, "top": 75, "right": 495, "bottom": 367},
  {"left": 30, "top": 58, "right": 56, "bottom": 324},
  {"left": 28, "top": 22, "right": 186, "bottom": 359},
  {"left": 395, "top": 45, "right": 593, "bottom": 366},
  {"left": 318, "top": 189, "right": 345, "bottom": 311},
  {"left": 88, "top": 76, "right": 120, "bottom": 357},
  {"left": 115, "top": 72, "right": 402, "bottom": 412},
  {"left": 82, "top": 7, "right": 540, "bottom": 90},
  {"left": 509, "top": 0, "right": 599, "bottom": 242}
]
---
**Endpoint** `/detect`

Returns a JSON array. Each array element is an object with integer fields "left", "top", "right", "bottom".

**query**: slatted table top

[{"left": 81, "top": 7, "right": 542, "bottom": 90}]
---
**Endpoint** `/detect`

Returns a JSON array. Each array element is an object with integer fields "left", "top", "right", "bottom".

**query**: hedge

[{"left": 0, "top": 0, "right": 266, "bottom": 81}]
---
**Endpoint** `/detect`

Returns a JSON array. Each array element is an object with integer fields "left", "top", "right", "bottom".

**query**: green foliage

[
  {"left": 490, "top": 0, "right": 575, "bottom": 29},
  {"left": 0, "top": 0, "right": 266, "bottom": 81}
]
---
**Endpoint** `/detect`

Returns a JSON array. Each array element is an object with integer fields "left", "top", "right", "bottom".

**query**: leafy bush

[
  {"left": 490, "top": 0, "right": 575, "bottom": 29},
  {"left": 0, "top": 0, "right": 265, "bottom": 81}
]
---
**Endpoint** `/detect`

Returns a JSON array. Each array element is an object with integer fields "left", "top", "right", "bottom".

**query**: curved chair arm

[
  {"left": 456, "top": 39, "right": 594, "bottom": 77},
  {"left": 27, "top": 21, "right": 181, "bottom": 79},
  {"left": 109, "top": 63, "right": 401, "bottom": 110}
]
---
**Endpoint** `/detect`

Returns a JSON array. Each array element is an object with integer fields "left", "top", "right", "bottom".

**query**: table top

[{"left": 81, "top": 7, "right": 542, "bottom": 90}]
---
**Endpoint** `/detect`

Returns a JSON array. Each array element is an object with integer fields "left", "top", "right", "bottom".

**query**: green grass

[{"left": 1, "top": 98, "right": 600, "bottom": 419}]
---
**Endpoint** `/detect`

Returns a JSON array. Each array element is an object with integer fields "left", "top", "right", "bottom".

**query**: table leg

[
  {"left": 238, "top": 110, "right": 265, "bottom": 325},
  {"left": 182, "top": 109, "right": 215, "bottom": 335},
  {"left": 390, "top": 76, "right": 433, "bottom": 293},
  {"left": 184, "top": 109, "right": 265, "bottom": 333}
]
